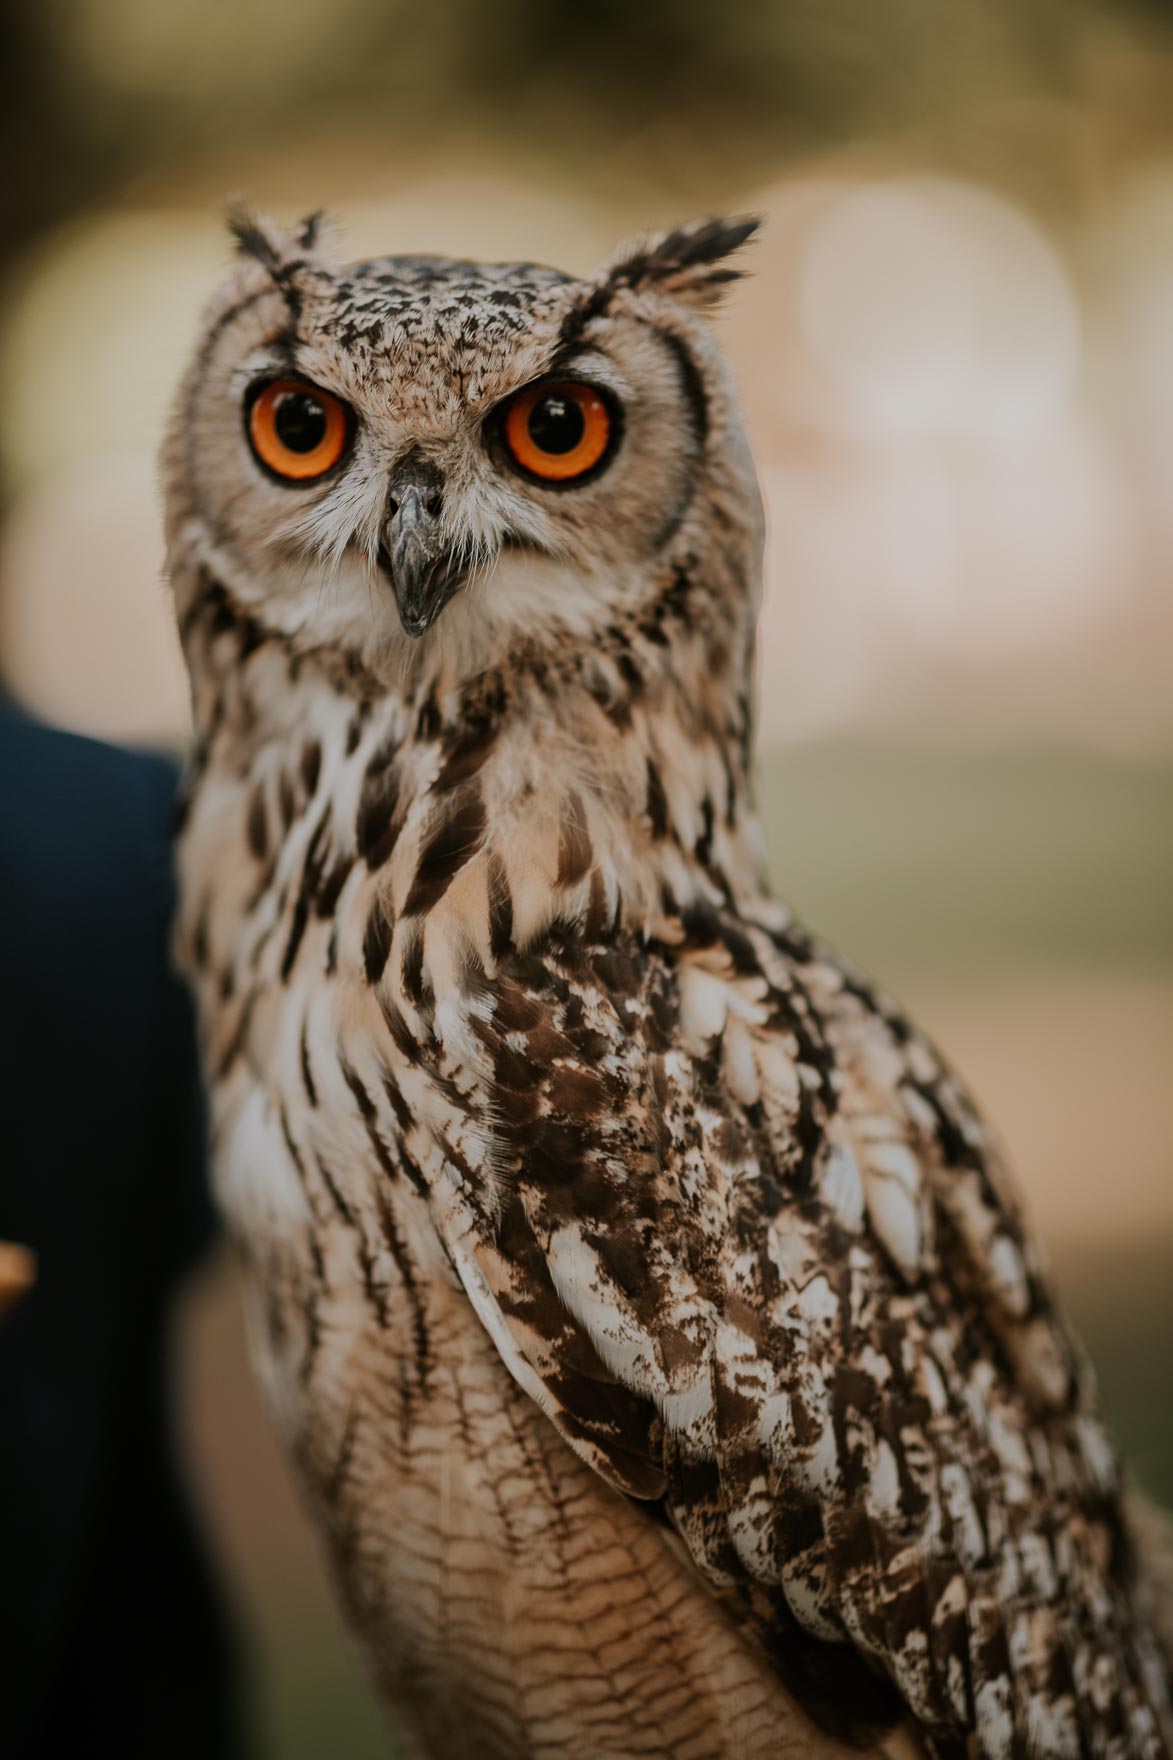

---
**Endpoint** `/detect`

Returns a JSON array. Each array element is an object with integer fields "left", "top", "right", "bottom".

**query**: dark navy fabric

[{"left": 0, "top": 702, "right": 245, "bottom": 1758}]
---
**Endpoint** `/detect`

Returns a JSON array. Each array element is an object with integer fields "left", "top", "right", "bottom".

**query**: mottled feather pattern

[
  {"left": 167, "top": 219, "right": 1172, "bottom": 1758},
  {"left": 429, "top": 913, "right": 1162, "bottom": 1753}
]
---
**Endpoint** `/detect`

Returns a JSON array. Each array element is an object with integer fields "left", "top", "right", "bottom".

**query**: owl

[{"left": 165, "top": 208, "right": 1172, "bottom": 1760}]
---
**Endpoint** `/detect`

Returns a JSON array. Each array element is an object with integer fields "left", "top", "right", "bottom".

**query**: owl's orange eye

[
  {"left": 502, "top": 382, "right": 614, "bottom": 483},
  {"left": 247, "top": 379, "right": 351, "bottom": 482}
]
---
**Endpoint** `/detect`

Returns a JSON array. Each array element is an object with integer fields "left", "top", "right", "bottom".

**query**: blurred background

[{"left": 2, "top": 2, "right": 1171, "bottom": 1755}]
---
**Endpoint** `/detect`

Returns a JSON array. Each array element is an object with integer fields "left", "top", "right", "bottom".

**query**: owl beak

[{"left": 378, "top": 483, "right": 461, "bottom": 637}]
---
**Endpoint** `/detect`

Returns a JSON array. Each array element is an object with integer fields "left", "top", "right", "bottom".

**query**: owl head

[{"left": 164, "top": 210, "right": 762, "bottom": 678}]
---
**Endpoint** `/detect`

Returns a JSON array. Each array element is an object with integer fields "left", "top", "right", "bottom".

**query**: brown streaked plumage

[{"left": 164, "top": 211, "right": 1172, "bottom": 1758}]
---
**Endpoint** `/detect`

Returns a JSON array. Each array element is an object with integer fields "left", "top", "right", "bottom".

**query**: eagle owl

[{"left": 165, "top": 210, "right": 1171, "bottom": 1759}]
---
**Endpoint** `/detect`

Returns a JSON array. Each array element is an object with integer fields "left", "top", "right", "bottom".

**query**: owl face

[{"left": 167, "top": 216, "right": 761, "bottom": 673}]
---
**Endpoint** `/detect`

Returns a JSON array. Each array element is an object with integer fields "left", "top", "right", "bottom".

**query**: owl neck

[{"left": 179, "top": 560, "right": 768, "bottom": 944}]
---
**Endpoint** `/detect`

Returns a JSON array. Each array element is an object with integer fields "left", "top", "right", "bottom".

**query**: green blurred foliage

[{"left": 758, "top": 745, "right": 1173, "bottom": 973}]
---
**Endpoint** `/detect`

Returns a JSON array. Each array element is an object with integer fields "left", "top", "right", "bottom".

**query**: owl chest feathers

[
  {"left": 172, "top": 577, "right": 1172, "bottom": 1760},
  {"left": 176, "top": 582, "right": 759, "bottom": 1430},
  {"left": 176, "top": 593, "right": 855, "bottom": 1759}
]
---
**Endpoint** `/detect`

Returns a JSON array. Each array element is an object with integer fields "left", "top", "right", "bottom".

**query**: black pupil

[
  {"left": 527, "top": 392, "right": 585, "bottom": 455},
  {"left": 273, "top": 390, "right": 327, "bottom": 453}
]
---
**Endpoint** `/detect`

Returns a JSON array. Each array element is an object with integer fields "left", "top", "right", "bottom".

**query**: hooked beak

[{"left": 377, "top": 480, "right": 463, "bottom": 637}]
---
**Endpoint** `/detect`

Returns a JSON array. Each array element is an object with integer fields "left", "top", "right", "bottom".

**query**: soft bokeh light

[
  {"left": 798, "top": 178, "right": 1081, "bottom": 442},
  {"left": 0, "top": 454, "right": 186, "bottom": 742}
]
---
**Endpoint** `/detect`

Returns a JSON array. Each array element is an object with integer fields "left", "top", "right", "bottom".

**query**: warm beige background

[{"left": 3, "top": 5, "right": 1171, "bottom": 1754}]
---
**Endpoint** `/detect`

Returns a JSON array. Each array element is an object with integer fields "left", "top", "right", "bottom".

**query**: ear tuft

[
  {"left": 225, "top": 202, "right": 285, "bottom": 269},
  {"left": 225, "top": 202, "right": 332, "bottom": 270},
  {"left": 603, "top": 214, "right": 762, "bottom": 312},
  {"left": 295, "top": 209, "right": 330, "bottom": 251}
]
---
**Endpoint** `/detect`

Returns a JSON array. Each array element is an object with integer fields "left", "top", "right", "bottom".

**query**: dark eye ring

[
  {"left": 245, "top": 378, "right": 353, "bottom": 483},
  {"left": 497, "top": 380, "right": 620, "bottom": 485}
]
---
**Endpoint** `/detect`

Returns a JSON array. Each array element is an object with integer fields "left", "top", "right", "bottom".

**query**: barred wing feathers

[{"left": 419, "top": 906, "right": 1169, "bottom": 1757}]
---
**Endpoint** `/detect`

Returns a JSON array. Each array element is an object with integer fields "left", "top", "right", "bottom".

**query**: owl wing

[{"left": 418, "top": 903, "right": 1170, "bottom": 1756}]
